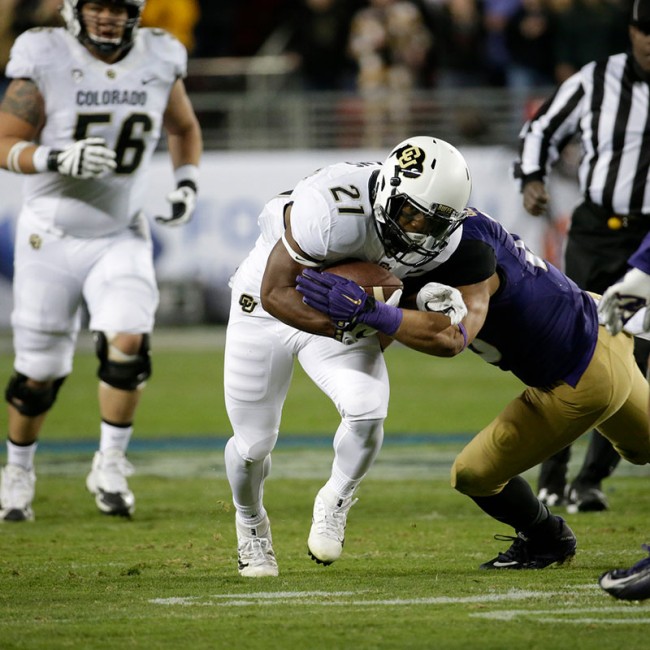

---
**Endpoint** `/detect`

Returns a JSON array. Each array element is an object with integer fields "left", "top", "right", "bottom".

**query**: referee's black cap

[{"left": 631, "top": 0, "right": 650, "bottom": 25}]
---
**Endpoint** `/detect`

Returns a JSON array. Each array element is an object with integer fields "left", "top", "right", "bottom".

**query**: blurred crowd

[
  {"left": 196, "top": 0, "right": 630, "bottom": 92},
  {"left": 1, "top": 0, "right": 633, "bottom": 97}
]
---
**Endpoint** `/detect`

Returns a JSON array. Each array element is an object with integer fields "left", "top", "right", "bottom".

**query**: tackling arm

[{"left": 393, "top": 277, "right": 492, "bottom": 356}]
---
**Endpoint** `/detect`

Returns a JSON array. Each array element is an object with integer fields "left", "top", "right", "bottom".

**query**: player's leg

[
  {"left": 224, "top": 311, "right": 295, "bottom": 577},
  {"left": 298, "top": 336, "right": 388, "bottom": 565},
  {"left": 568, "top": 337, "right": 650, "bottom": 511},
  {"left": 451, "top": 329, "right": 637, "bottom": 568},
  {"left": 2, "top": 222, "right": 81, "bottom": 522},
  {"left": 451, "top": 390, "right": 583, "bottom": 570},
  {"left": 596, "top": 338, "right": 650, "bottom": 467},
  {"left": 3, "top": 329, "right": 75, "bottom": 521},
  {"left": 83, "top": 228, "right": 157, "bottom": 516}
]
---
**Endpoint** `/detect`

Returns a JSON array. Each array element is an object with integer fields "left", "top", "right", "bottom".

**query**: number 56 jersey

[{"left": 6, "top": 27, "right": 186, "bottom": 238}]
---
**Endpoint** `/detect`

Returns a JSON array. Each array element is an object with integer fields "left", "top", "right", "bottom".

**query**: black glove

[{"left": 155, "top": 179, "right": 197, "bottom": 227}]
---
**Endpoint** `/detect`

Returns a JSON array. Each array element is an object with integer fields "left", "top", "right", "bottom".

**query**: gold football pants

[{"left": 452, "top": 326, "right": 650, "bottom": 496}]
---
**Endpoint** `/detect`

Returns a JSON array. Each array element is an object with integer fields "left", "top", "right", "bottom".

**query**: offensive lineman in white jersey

[
  {"left": 225, "top": 136, "right": 470, "bottom": 576},
  {"left": 0, "top": 0, "right": 202, "bottom": 521}
]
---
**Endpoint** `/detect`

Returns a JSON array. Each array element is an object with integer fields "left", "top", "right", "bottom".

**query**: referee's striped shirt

[{"left": 514, "top": 52, "right": 650, "bottom": 216}]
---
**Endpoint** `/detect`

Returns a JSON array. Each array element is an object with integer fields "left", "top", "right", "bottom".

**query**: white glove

[
  {"left": 47, "top": 137, "right": 117, "bottom": 179},
  {"left": 598, "top": 268, "right": 650, "bottom": 335},
  {"left": 416, "top": 282, "right": 467, "bottom": 325},
  {"left": 155, "top": 181, "right": 197, "bottom": 227},
  {"left": 336, "top": 288, "right": 403, "bottom": 345}
]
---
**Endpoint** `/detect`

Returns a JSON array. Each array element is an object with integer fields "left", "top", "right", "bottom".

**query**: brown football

[{"left": 325, "top": 259, "right": 403, "bottom": 303}]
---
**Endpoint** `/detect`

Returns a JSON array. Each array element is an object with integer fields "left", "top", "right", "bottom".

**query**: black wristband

[
  {"left": 177, "top": 179, "right": 197, "bottom": 193},
  {"left": 521, "top": 172, "right": 545, "bottom": 186},
  {"left": 46, "top": 149, "right": 62, "bottom": 172}
]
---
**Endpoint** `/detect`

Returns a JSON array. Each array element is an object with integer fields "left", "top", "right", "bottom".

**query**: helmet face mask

[
  {"left": 61, "top": 0, "right": 145, "bottom": 56},
  {"left": 373, "top": 137, "right": 472, "bottom": 266}
]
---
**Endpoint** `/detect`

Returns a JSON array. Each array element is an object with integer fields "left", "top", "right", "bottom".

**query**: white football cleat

[
  {"left": 236, "top": 514, "right": 278, "bottom": 577},
  {"left": 86, "top": 449, "right": 135, "bottom": 517},
  {"left": 0, "top": 464, "right": 35, "bottom": 522},
  {"left": 308, "top": 486, "right": 357, "bottom": 565}
]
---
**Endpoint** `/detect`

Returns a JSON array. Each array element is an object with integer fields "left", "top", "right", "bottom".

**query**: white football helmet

[
  {"left": 61, "top": 0, "right": 145, "bottom": 55},
  {"left": 373, "top": 136, "right": 472, "bottom": 266}
]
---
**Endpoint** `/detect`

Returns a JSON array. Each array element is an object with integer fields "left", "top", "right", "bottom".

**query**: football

[{"left": 324, "top": 259, "right": 403, "bottom": 303}]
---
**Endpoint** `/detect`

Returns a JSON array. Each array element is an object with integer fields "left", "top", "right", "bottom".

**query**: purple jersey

[
  {"left": 629, "top": 231, "right": 650, "bottom": 275},
  {"left": 455, "top": 210, "right": 599, "bottom": 387}
]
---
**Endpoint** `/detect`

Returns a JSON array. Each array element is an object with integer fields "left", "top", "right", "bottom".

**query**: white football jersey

[
  {"left": 232, "top": 161, "right": 462, "bottom": 296},
  {"left": 6, "top": 27, "right": 186, "bottom": 238}
]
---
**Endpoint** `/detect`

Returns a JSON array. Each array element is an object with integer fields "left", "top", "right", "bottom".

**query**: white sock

[
  {"left": 99, "top": 421, "right": 133, "bottom": 453},
  {"left": 236, "top": 508, "right": 268, "bottom": 527},
  {"left": 325, "top": 464, "right": 360, "bottom": 499},
  {"left": 6, "top": 439, "right": 37, "bottom": 471}
]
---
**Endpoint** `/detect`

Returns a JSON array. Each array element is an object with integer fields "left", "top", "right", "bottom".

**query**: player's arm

[
  {"left": 155, "top": 78, "right": 203, "bottom": 226},
  {"left": 0, "top": 78, "right": 116, "bottom": 178},
  {"left": 296, "top": 239, "right": 498, "bottom": 354},
  {"left": 393, "top": 276, "right": 493, "bottom": 356},
  {"left": 162, "top": 78, "right": 202, "bottom": 171},
  {"left": 261, "top": 217, "right": 337, "bottom": 337},
  {"left": 0, "top": 78, "right": 44, "bottom": 173}
]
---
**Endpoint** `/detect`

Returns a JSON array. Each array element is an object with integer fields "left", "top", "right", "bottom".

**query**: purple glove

[{"left": 296, "top": 269, "right": 403, "bottom": 335}]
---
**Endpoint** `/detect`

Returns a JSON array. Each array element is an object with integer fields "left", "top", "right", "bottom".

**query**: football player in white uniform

[
  {"left": 225, "top": 136, "right": 470, "bottom": 576},
  {"left": 0, "top": 0, "right": 202, "bottom": 521}
]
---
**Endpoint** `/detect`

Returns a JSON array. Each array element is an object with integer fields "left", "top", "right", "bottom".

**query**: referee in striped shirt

[{"left": 514, "top": 0, "right": 650, "bottom": 515}]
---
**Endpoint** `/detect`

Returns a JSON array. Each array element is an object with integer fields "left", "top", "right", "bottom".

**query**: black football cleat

[
  {"left": 480, "top": 517, "right": 577, "bottom": 569},
  {"left": 599, "top": 545, "right": 650, "bottom": 601}
]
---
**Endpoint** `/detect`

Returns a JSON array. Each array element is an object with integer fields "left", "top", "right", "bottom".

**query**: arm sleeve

[
  {"left": 287, "top": 186, "right": 332, "bottom": 263},
  {"left": 145, "top": 28, "right": 188, "bottom": 79},
  {"left": 5, "top": 30, "right": 42, "bottom": 84},
  {"left": 512, "top": 66, "right": 587, "bottom": 187}
]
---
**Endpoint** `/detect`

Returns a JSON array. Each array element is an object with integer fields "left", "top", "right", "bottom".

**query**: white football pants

[
  {"left": 11, "top": 210, "right": 158, "bottom": 380},
  {"left": 224, "top": 298, "right": 389, "bottom": 515}
]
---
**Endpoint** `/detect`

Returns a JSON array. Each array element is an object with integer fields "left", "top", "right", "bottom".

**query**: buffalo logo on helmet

[{"left": 393, "top": 144, "right": 425, "bottom": 178}]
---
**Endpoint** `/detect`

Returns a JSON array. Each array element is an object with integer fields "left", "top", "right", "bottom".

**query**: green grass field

[{"left": 1, "top": 329, "right": 649, "bottom": 649}]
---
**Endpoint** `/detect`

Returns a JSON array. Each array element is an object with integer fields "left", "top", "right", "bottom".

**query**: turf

[{"left": 0, "top": 329, "right": 649, "bottom": 649}]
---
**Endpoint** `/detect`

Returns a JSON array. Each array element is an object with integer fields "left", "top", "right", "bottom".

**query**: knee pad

[
  {"left": 94, "top": 331, "right": 152, "bottom": 391},
  {"left": 451, "top": 458, "right": 504, "bottom": 497},
  {"left": 227, "top": 430, "right": 278, "bottom": 463},
  {"left": 5, "top": 372, "right": 66, "bottom": 416}
]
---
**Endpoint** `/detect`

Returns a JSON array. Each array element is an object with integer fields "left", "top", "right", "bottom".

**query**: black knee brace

[
  {"left": 5, "top": 372, "right": 66, "bottom": 416},
  {"left": 94, "top": 332, "right": 152, "bottom": 391}
]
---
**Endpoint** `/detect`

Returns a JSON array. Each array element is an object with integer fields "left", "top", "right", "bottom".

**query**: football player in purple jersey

[{"left": 298, "top": 153, "right": 650, "bottom": 570}]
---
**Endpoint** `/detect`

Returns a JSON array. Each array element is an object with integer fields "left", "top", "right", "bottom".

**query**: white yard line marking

[
  {"left": 150, "top": 585, "right": 650, "bottom": 623},
  {"left": 150, "top": 591, "right": 360, "bottom": 606},
  {"left": 472, "top": 607, "right": 650, "bottom": 623},
  {"left": 150, "top": 588, "right": 599, "bottom": 608}
]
